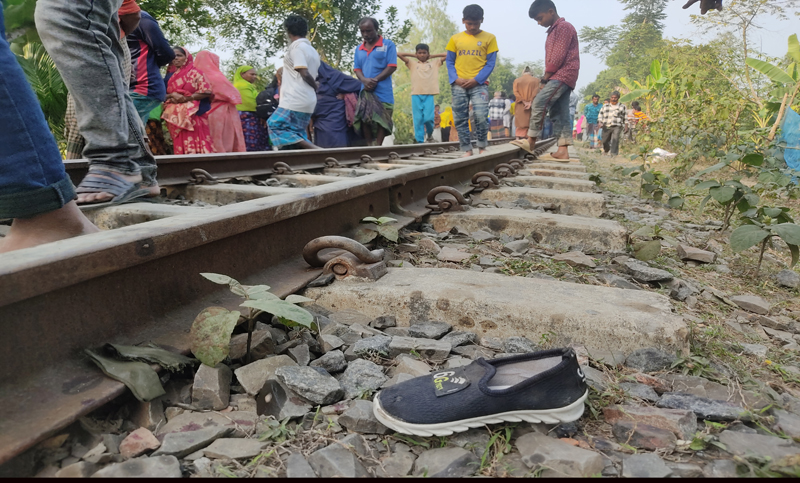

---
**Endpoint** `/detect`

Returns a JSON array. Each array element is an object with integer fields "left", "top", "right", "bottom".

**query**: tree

[{"left": 620, "top": 0, "right": 668, "bottom": 30}]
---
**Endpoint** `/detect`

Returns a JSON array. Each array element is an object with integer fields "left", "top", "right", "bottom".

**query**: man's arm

[
  {"left": 429, "top": 53, "right": 447, "bottom": 59},
  {"left": 374, "top": 65, "right": 397, "bottom": 84},
  {"left": 140, "top": 16, "right": 175, "bottom": 67},
  {"left": 397, "top": 53, "right": 414, "bottom": 66},
  {"left": 446, "top": 51, "right": 459, "bottom": 85},
  {"left": 473, "top": 51, "right": 497, "bottom": 86},
  {"left": 297, "top": 68, "right": 317, "bottom": 90}
]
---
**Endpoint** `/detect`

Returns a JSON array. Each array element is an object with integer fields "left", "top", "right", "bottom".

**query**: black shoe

[{"left": 372, "top": 348, "right": 588, "bottom": 436}]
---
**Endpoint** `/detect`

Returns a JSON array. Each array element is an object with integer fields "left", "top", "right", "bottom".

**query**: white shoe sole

[{"left": 372, "top": 390, "right": 588, "bottom": 437}]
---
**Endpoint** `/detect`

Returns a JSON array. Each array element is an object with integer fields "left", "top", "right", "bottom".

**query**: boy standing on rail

[
  {"left": 398, "top": 44, "right": 446, "bottom": 144},
  {"left": 511, "top": 0, "right": 580, "bottom": 161},
  {"left": 446, "top": 4, "right": 498, "bottom": 157}
]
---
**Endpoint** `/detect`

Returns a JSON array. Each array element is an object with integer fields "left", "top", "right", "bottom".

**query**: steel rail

[{"left": 0, "top": 139, "right": 554, "bottom": 466}]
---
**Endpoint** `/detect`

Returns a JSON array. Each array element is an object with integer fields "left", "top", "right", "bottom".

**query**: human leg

[
  {"left": 0, "top": 7, "right": 97, "bottom": 252},
  {"left": 411, "top": 95, "right": 425, "bottom": 143},
  {"left": 451, "top": 85, "right": 473, "bottom": 153},
  {"left": 517, "top": 81, "right": 570, "bottom": 153},
  {"left": 602, "top": 126, "right": 613, "bottom": 153},
  {"left": 130, "top": 93, "right": 162, "bottom": 127},
  {"left": 548, "top": 85, "right": 573, "bottom": 159},
  {"left": 469, "top": 86, "right": 489, "bottom": 152},
  {"left": 610, "top": 126, "right": 622, "bottom": 156},
  {"left": 422, "top": 96, "right": 435, "bottom": 140},
  {"left": 35, "top": 0, "right": 157, "bottom": 203}
]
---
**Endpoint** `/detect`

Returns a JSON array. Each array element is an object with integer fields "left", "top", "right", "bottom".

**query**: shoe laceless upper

[{"left": 378, "top": 349, "right": 587, "bottom": 425}]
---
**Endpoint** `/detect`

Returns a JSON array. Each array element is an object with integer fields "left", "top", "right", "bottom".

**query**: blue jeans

[
  {"left": 451, "top": 84, "right": 489, "bottom": 152},
  {"left": 411, "top": 95, "right": 434, "bottom": 143},
  {"left": 528, "top": 80, "right": 573, "bottom": 146},
  {"left": 35, "top": 0, "right": 157, "bottom": 187},
  {"left": 0, "top": 7, "right": 76, "bottom": 219},
  {"left": 130, "top": 93, "right": 163, "bottom": 127}
]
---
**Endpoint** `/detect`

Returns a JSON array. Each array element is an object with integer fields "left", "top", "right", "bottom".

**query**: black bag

[{"left": 256, "top": 87, "right": 278, "bottom": 119}]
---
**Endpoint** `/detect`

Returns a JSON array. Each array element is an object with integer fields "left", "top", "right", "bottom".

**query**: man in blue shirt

[
  {"left": 353, "top": 17, "right": 397, "bottom": 146},
  {"left": 583, "top": 94, "right": 602, "bottom": 150}
]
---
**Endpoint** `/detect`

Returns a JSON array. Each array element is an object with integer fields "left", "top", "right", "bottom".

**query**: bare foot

[
  {"left": 479, "top": 148, "right": 487, "bottom": 154},
  {"left": 76, "top": 171, "right": 143, "bottom": 204},
  {"left": 461, "top": 151, "right": 474, "bottom": 158},
  {"left": 0, "top": 201, "right": 100, "bottom": 254},
  {"left": 145, "top": 185, "right": 161, "bottom": 197},
  {"left": 550, "top": 147, "right": 572, "bottom": 160}
]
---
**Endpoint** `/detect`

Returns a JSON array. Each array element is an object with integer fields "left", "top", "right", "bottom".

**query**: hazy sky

[{"left": 390, "top": 0, "right": 798, "bottom": 92}]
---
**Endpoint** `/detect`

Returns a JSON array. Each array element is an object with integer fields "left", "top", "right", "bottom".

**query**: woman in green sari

[{"left": 234, "top": 65, "right": 270, "bottom": 151}]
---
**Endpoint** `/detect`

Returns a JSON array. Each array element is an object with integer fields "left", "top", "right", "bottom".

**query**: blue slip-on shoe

[{"left": 372, "top": 348, "right": 588, "bottom": 436}]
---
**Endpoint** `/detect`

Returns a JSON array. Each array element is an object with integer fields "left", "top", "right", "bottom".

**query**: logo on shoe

[
  {"left": 432, "top": 369, "right": 471, "bottom": 397},
  {"left": 577, "top": 367, "right": 586, "bottom": 382}
]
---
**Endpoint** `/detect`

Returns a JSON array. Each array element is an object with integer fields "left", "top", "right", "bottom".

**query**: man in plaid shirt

[{"left": 598, "top": 91, "right": 626, "bottom": 156}]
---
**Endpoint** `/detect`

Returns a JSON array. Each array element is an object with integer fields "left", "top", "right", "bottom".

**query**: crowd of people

[{"left": 0, "top": 0, "right": 716, "bottom": 253}]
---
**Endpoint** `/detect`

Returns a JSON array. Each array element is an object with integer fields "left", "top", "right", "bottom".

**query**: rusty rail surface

[{"left": 0, "top": 138, "right": 556, "bottom": 466}]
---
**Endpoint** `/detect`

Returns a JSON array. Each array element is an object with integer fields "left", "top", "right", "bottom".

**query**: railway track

[{"left": 0, "top": 138, "right": 558, "bottom": 466}]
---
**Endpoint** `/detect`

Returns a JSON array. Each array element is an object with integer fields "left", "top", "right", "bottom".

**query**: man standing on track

[
  {"left": 353, "top": 17, "right": 398, "bottom": 147},
  {"left": 267, "top": 15, "right": 322, "bottom": 150}
]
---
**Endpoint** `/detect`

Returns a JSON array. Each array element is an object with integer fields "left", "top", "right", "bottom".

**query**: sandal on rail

[
  {"left": 510, "top": 139, "right": 535, "bottom": 155},
  {"left": 75, "top": 170, "right": 151, "bottom": 207}
]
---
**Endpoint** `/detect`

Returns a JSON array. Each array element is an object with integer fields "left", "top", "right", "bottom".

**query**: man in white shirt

[{"left": 267, "top": 15, "right": 322, "bottom": 150}]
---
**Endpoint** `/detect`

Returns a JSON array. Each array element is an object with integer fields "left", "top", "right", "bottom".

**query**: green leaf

[
  {"left": 354, "top": 227, "right": 379, "bottom": 244},
  {"left": 741, "top": 153, "right": 764, "bottom": 167},
  {"left": 619, "top": 89, "right": 650, "bottom": 104},
  {"left": 241, "top": 299, "right": 314, "bottom": 329},
  {"left": 698, "top": 194, "right": 712, "bottom": 214},
  {"left": 695, "top": 162, "right": 728, "bottom": 177},
  {"left": 730, "top": 225, "right": 771, "bottom": 253},
  {"left": 377, "top": 224, "right": 399, "bottom": 243},
  {"left": 773, "top": 224, "right": 800, "bottom": 246},
  {"left": 652, "top": 189, "right": 664, "bottom": 202},
  {"left": 190, "top": 307, "right": 241, "bottom": 367},
  {"left": 710, "top": 186, "right": 736, "bottom": 204},
  {"left": 746, "top": 57, "right": 795, "bottom": 85},
  {"left": 694, "top": 180, "right": 721, "bottom": 190},
  {"left": 631, "top": 226, "right": 655, "bottom": 238},
  {"left": 765, "top": 207, "right": 785, "bottom": 219},
  {"left": 361, "top": 216, "right": 379, "bottom": 224},
  {"left": 242, "top": 285, "right": 276, "bottom": 300},
  {"left": 285, "top": 294, "right": 314, "bottom": 304},
  {"left": 376, "top": 216, "right": 398, "bottom": 225},
  {"left": 668, "top": 195, "right": 684, "bottom": 209},
  {"left": 634, "top": 240, "right": 662, "bottom": 261},
  {"left": 642, "top": 172, "right": 656, "bottom": 183},
  {"left": 201, "top": 273, "right": 236, "bottom": 285},
  {"left": 788, "top": 34, "right": 800, "bottom": 64}
]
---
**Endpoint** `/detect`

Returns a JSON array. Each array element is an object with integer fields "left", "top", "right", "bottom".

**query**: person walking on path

[
  {"left": 398, "top": 44, "right": 445, "bottom": 144},
  {"left": 128, "top": 10, "right": 175, "bottom": 126},
  {"left": 36, "top": 0, "right": 159, "bottom": 205},
  {"left": 598, "top": 90, "right": 626, "bottom": 156},
  {"left": 0, "top": 4, "right": 99, "bottom": 253},
  {"left": 268, "top": 15, "right": 322, "bottom": 150},
  {"left": 235, "top": 66, "right": 271, "bottom": 152},
  {"left": 194, "top": 51, "right": 247, "bottom": 153},
  {"left": 512, "top": 68, "right": 542, "bottom": 141},
  {"left": 511, "top": 0, "right": 580, "bottom": 161},
  {"left": 353, "top": 17, "right": 398, "bottom": 146},
  {"left": 446, "top": 4, "right": 498, "bottom": 157},
  {"left": 583, "top": 94, "right": 601, "bottom": 149}
]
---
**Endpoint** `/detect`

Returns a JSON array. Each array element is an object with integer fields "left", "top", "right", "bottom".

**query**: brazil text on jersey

[{"left": 458, "top": 50, "right": 484, "bottom": 56}]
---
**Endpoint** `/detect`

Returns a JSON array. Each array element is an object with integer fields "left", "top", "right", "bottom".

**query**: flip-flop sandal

[
  {"left": 76, "top": 170, "right": 151, "bottom": 208},
  {"left": 510, "top": 139, "right": 535, "bottom": 155}
]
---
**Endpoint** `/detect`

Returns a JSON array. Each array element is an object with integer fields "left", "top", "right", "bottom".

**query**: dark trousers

[
  {"left": 442, "top": 127, "right": 451, "bottom": 142},
  {"left": 602, "top": 125, "right": 622, "bottom": 156}
]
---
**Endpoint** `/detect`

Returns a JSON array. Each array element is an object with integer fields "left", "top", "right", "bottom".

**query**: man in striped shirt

[{"left": 597, "top": 91, "right": 627, "bottom": 156}]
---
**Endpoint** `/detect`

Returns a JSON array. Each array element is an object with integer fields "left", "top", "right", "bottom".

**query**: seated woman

[
  {"left": 162, "top": 47, "right": 215, "bottom": 154},
  {"left": 194, "top": 51, "right": 246, "bottom": 153},
  {"left": 234, "top": 65, "right": 270, "bottom": 152},
  {"left": 313, "top": 62, "right": 363, "bottom": 148}
]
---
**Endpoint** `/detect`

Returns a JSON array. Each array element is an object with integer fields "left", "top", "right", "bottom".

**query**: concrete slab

[
  {"left": 360, "top": 163, "right": 417, "bottom": 170},
  {"left": 272, "top": 174, "right": 344, "bottom": 186},
  {"left": 323, "top": 168, "right": 379, "bottom": 177},
  {"left": 476, "top": 187, "right": 605, "bottom": 217},
  {"left": 513, "top": 176, "right": 596, "bottom": 193},
  {"left": 430, "top": 208, "right": 626, "bottom": 252},
  {"left": 185, "top": 184, "right": 301, "bottom": 204},
  {"left": 87, "top": 203, "right": 209, "bottom": 230},
  {"left": 526, "top": 162, "right": 587, "bottom": 172},
  {"left": 305, "top": 268, "right": 688, "bottom": 354},
  {"left": 521, "top": 169, "right": 590, "bottom": 180}
]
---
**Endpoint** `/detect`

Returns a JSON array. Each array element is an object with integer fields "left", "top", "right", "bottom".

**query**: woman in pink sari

[
  {"left": 162, "top": 47, "right": 215, "bottom": 155},
  {"left": 194, "top": 51, "right": 247, "bottom": 153}
]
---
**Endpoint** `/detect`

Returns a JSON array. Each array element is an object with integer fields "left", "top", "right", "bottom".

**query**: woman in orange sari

[
  {"left": 194, "top": 51, "right": 246, "bottom": 153},
  {"left": 162, "top": 47, "right": 215, "bottom": 155}
]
